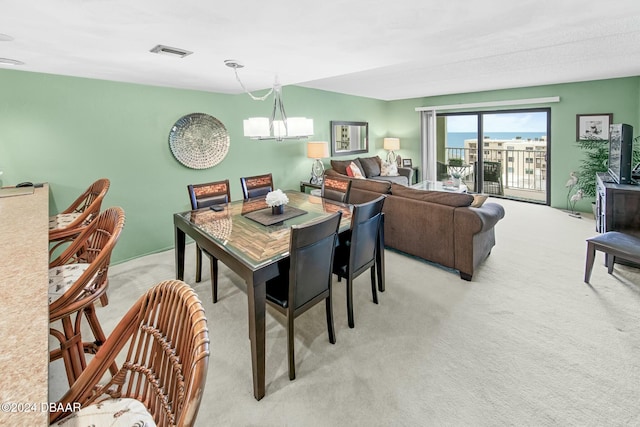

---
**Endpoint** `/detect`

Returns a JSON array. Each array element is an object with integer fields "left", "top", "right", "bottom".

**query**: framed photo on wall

[
  {"left": 576, "top": 113, "right": 612, "bottom": 141},
  {"left": 402, "top": 158, "right": 413, "bottom": 168}
]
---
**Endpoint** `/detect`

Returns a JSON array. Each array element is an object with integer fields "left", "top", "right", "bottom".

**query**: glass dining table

[{"left": 174, "top": 190, "right": 368, "bottom": 400}]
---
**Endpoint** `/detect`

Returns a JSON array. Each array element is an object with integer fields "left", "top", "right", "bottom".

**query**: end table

[{"left": 300, "top": 181, "right": 322, "bottom": 193}]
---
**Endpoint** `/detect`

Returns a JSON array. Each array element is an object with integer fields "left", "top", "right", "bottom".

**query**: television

[{"left": 608, "top": 123, "right": 634, "bottom": 184}]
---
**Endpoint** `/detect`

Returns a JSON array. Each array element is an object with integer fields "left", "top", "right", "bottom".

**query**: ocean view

[{"left": 446, "top": 132, "right": 547, "bottom": 149}]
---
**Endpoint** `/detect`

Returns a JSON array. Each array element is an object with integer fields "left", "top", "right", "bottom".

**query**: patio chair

[
  {"left": 49, "top": 206, "right": 125, "bottom": 387},
  {"left": 49, "top": 280, "right": 210, "bottom": 427},
  {"left": 49, "top": 178, "right": 110, "bottom": 248}
]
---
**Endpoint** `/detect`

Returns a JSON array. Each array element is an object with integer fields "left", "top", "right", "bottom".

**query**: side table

[{"left": 300, "top": 181, "right": 322, "bottom": 193}]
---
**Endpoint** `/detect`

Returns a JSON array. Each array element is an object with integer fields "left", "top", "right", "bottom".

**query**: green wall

[
  {"left": 2, "top": 68, "right": 638, "bottom": 263},
  {"left": 0, "top": 69, "right": 388, "bottom": 263},
  {"left": 386, "top": 77, "right": 640, "bottom": 211}
]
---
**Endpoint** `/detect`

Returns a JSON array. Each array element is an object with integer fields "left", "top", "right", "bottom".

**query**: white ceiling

[{"left": 2, "top": 0, "right": 640, "bottom": 101}]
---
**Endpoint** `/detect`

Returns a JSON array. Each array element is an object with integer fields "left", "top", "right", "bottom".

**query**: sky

[{"left": 446, "top": 112, "right": 547, "bottom": 133}]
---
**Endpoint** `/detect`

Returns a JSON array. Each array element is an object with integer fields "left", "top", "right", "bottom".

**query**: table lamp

[
  {"left": 383, "top": 137, "right": 400, "bottom": 163},
  {"left": 307, "top": 141, "right": 329, "bottom": 184}
]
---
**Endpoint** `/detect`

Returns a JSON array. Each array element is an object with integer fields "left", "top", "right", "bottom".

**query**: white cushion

[
  {"left": 380, "top": 161, "right": 399, "bottom": 176},
  {"left": 49, "top": 212, "right": 82, "bottom": 230},
  {"left": 48, "top": 263, "right": 91, "bottom": 304},
  {"left": 50, "top": 398, "right": 156, "bottom": 426}
]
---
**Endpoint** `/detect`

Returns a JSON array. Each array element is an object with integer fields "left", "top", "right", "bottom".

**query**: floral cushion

[
  {"left": 48, "top": 263, "right": 91, "bottom": 304},
  {"left": 50, "top": 398, "right": 156, "bottom": 426},
  {"left": 49, "top": 212, "right": 82, "bottom": 230},
  {"left": 380, "top": 161, "right": 399, "bottom": 176}
]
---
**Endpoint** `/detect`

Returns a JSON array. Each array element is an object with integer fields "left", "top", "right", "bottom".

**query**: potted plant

[
  {"left": 265, "top": 189, "right": 289, "bottom": 215},
  {"left": 575, "top": 135, "right": 640, "bottom": 206},
  {"left": 450, "top": 171, "right": 462, "bottom": 188},
  {"left": 575, "top": 138, "right": 609, "bottom": 198},
  {"left": 448, "top": 158, "right": 463, "bottom": 167}
]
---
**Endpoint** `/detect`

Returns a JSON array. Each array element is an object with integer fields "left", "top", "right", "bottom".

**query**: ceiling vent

[{"left": 150, "top": 44, "right": 193, "bottom": 58}]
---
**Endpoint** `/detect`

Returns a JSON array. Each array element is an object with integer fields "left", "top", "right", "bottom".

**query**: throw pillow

[
  {"left": 331, "top": 159, "right": 363, "bottom": 176},
  {"left": 346, "top": 162, "right": 365, "bottom": 179},
  {"left": 380, "top": 161, "right": 399, "bottom": 176},
  {"left": 358, "top": 156, "right": 382, "bottom": 178},
  {"left": 471, "top": 194, "right": 488, "bottom": 208}
]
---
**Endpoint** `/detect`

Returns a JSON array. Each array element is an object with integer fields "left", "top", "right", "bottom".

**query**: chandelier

[{"left": 225, "top": 60, "right": 314, "bottom": 142}]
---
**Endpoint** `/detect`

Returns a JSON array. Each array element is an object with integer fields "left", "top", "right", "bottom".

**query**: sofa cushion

[
  {"left": 358, "top": 156, "right": 382, "bottom": 178},
  {"left": 372, "top": 175, "right": 409, "bottom": 185},
  {"left": 351, "top": 179, "right": 391, "bottom": 194},
  {"left": 380, "top": 161, "right": 399, "bottom": 176},
  {"left": 48, "top": 263, "right": 98, "bottom": 304},
  {"left": 331, "top": 158, "right": 362, "bottom": 176},
  {"left": 390, "top": 183, "right": 473, "bottom": 207},
  {"left": 346, "top": 162, "right": 365, "bottom": 179},
  {"left": 50, "top": 397, "right": 156, "bottom": 427}
]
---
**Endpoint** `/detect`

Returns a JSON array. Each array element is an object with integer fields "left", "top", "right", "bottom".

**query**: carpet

[{"left": 49, "top": 197, "right": 640, "bottom": 426}]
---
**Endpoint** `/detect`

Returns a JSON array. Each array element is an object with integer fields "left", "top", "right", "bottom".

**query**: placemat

[{"left": 244, "top": 206, "right": 307, "bottom": 226}]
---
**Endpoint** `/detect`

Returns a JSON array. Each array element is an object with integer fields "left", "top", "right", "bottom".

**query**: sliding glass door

[{"left": 436, "top": 108, "right": 550, "bottom": 204}]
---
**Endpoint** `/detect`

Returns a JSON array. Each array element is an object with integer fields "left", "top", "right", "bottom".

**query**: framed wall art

[
  {"left": 330, "top": 121, "right": 368, "bottom": 156},
  {"left": 576, "top": 113, "right": 612, "bottom": 141}
]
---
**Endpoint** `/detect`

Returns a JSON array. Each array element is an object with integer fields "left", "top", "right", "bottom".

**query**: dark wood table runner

[{"left": 243, "top": 206, "right": 307, "bottom": 226}]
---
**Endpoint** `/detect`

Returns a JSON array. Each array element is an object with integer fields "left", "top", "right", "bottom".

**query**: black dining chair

[
  {"left": 321, "top": 175, "right": 352, "bottom": 203},
  {"left": 265, "top": 211, "right": 342, "bottom": 380},
  {"left": 187, "top": 180, "right": 231, "bottom": 303},
  {"left": 240, "top": 173, "right": 274, "bottom": 200},
  {"left": 333, "top": 195, "right": 386, "bottom": 328}
]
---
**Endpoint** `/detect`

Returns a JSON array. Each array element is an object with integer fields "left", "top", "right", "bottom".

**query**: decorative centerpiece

[
  {"left": 265, "top": 189, "right": 289, "bottom": 215},
  {"left": 450, "top": 172, "right": 462, "bottom": 188}
]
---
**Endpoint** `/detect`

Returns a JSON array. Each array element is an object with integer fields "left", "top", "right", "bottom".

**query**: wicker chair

[
  {"left": 240, "top": 173, "right": 273, "bottom": 199},
  {"left": 333, "top": 195, "right": 386, "bottom": 328},
  {"left": 187, "top": 180, "right": 231, "bottom": 303},
  {"left": 321, "top": 175, "right": 352, "bottom": 203},
  {"left": 49, "top": 206, "right": 125, "bottom": 387},
  {"left": 49, "top": 178, "right": 110, "bottom": 251},
  {"left": 265, "top": 212, "right": 342, "bottom": 380},
  {"left": 50, "top": 280, "right": 210, "bottom": 427}
]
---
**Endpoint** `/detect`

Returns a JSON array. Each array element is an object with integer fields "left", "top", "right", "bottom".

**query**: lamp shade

[
  {"left": 243, "top": 118, "right": 270, "bottom": 138},
  {"left": 287, "top": 117, "right": 314, "bottom": 137},
  {"left": 307, "top": 141, "right": 329, "bottom": 159},
  {"left": 383, "top": 137, "right": 400, "bottom": 151},
  {"left": 272, "top": 120, "right": 287, "bottom": 139}
]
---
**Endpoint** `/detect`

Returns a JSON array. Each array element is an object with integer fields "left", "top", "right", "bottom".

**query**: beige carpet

[{"left": 49, "top": 198, "right": 640, "bottom": 426}]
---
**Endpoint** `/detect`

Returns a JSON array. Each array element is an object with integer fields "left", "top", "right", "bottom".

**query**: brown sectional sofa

[
  {"left": 326, "top": 156, "right": 413, "bottom": 186},
  {"left": 344, "top": 179, "right": 505, "bottom": 280}
]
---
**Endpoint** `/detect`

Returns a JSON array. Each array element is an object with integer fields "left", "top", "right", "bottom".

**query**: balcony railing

[{"left": 444, "top": 147, "right": 546, "bottom": 201}]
